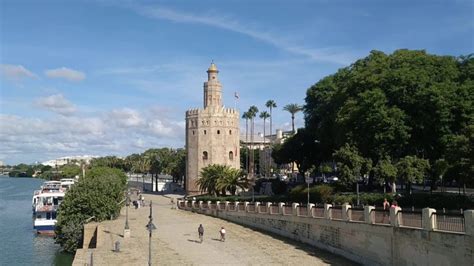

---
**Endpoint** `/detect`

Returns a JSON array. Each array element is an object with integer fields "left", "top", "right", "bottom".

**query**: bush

[{"left": 55, "top": 167, "right": 127, "bottom": 253}]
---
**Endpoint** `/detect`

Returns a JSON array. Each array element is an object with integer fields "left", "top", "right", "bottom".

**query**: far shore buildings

[
  {"left": 42, "top": 155, "right": 98, "bottom": 167},
  {"left": 185, "top": 63, "right": 240, "bottom": 195}
]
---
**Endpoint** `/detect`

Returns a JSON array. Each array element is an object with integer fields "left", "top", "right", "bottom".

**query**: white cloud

[
  {"left": 136, "top": 6, "right": 357, "bottom": 65},
  {"left": 35, "top": 94, "right": 76, "bottom": 116},
  {"left": 44, "top": 67, "right": 86, "bottom": 81},
  {"left": 108, "top": 108, "right": 145, "bottom": 128},
  {"left": 0, "top": 64, "right": 37, "bottom": 80}
]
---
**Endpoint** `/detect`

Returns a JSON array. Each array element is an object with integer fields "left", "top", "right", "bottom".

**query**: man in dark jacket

[{"left": 198, "top": 224, "right": 204, "bottom": 243}]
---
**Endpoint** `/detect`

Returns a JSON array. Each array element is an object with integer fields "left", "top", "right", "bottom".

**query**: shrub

[{"left": 55, "top": 167, "right": 127, "bottom": 253}]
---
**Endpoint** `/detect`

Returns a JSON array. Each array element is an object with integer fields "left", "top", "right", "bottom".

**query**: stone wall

[{"left": 178, "top": 200, "right": 474, "bottom": 266}]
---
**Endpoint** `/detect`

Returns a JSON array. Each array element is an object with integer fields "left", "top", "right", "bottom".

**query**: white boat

[
  {"left": 32, "top": 191, "right": 64, "bottom": 234},
  {"left": 60, "top": 178, "right": 76, "bottom": 191}
]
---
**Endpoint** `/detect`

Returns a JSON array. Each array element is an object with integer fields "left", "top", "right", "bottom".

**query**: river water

[{"left": 0, "top": 175, "right": 73, "bottom": 265}]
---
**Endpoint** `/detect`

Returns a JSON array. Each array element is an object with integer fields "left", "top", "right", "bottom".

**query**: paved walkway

[{"left": 78, "top": 193, "right": 356, "bottom": 265}]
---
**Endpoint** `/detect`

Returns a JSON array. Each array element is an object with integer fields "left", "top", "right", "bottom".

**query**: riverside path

[{"left": 73, "top": 193, "right": 356, "bottom": 265}]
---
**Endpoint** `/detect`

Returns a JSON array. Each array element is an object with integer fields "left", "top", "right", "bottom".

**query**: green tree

[
  {"left": 55, "top": 167, "right": 127, "bottom": 253},
  {"left": 333, "top": 144, "right": 366, "bottom": 187},
  {"left": 216, "top": 167, "right": 250, "bottom": 196},
  {"left": 259, "top": 111, "right": 270, "bottom": 176},
  {"left": 248, "top": 106, "right": 259, "bottom": 177},
  {"left": 265, "top": 100, "right": 277, "bottom": 136},
  {"left": 374, "top": 157, "right": 398, "bottom": 193},
  {"left": 60, "top": 164, "right": 81, "bottom": 178},
  {"left": 396, "top": 156, "right": 430, "bottom": 193},
  {"left": 283, "top": 103, "right": 303, "bottom": 133}
]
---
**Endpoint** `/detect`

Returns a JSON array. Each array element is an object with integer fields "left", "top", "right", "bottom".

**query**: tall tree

[
  {"left": 242, "top": 111, "right": 251, "bottom": 172},
  {"left": 283, "top": 103, "right": 303, "bottom": 133},
  {"left": 265, "top": 100, "right": 277, "bottom": 137},
  {"left": 259, "top": 111, "right": 270, "bottom": 176},
  {"left": 248, "top": 106, "right": 259, "bottom": 177},
  {"left": 396, "top": 155, "right": 430, "bottom": 194}
]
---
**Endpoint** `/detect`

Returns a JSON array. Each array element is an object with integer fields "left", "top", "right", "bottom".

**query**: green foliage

[
  {"left": 289, "top": 184, "right": 334, "bottom": 203},
  {"left": 283, "top": 103, "right": 303, "bottom": 133},
  {"left": 60, "top": 164, "right": 81, "bottom": 178},
  {"left": 333, "top": 144, "right": 366, "bottom": 186},
  {"left": 304, "top": 50, "right": 474, "bottom": 187},
  {"left": 396, "top": 155, "right": 430, "bottom": 186},
  {"left": 374, "top": 157, "right": 397, "bottom": 190},
  {"left": 198, "top": 164, "right": 249, "bottom": 196},
  {"left": 55, "top": 167, "right": 127, "bottom": 253}
]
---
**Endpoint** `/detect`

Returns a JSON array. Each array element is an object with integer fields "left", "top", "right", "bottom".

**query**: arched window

[
  {"left": 217, "top": 130, "right": 220, "bottom": 134},
  {"left": 229, "top": 151, "right": 234, "bottom": 160},
  {"left": 204, "top": 130, "right": 207, "bottom": 135},
  {"left": 229, "top": 130, "right": 232, "bottom": 135},
  {"left": 203, "top": 151, "right": 208, "bottom": 160},
  {"left": 192, "top": 130, "right": 195, "bottom": 135}
]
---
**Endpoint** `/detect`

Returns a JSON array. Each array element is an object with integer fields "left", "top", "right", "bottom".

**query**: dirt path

[{"left": 82, "top": 193, "right": 356, "bottom": 265}]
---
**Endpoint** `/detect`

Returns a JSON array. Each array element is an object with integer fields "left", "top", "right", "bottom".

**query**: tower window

[
  {"left": 192, "top": 130, "right": 195, "bottom": 135},
  {"left": 217, "top": 130, "right": 220, "bottom": 134},
  {"left": 203, "top": 151, "right": 208, "bottom": 160},
  {"left": 229, "top": 151, "right": 234, "bottom": 160},
  {"left": 204, "top": 130, "right": 207, "bottom": 135},
  {"left": 229, "top": 130, "right": 232, "bottom": 135}
]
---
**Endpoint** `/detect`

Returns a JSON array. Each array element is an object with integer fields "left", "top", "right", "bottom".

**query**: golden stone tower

[{"left": 185, "top": 63, "right": 240, "bottom": 195}]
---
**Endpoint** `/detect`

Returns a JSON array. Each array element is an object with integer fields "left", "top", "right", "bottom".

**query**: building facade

[{"left": 185, "top": 63, "right": 240, "bottom": 195}]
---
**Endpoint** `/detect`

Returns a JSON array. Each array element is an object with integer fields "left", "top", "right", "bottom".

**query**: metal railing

[
  {"left": 201, "top": 203, "right": 208, "bottom": 209},
  {"left": 298, "top": 206, "right": 309, "bottom": 217},
  {"left": 270, "top": 205, "right": 280, "bottom": 214},
  {"left": 312, "top": 206, "right": 324, "bottom": 218},
  {"left": 433, "top": 213, "right": 465, "bottom": 233},
  {"left": 283, "top": 205, "right": 293, "bottom": 215},
  {"left": 238, "top": 203, "right": 245, "bottom": 211},
  {"left": 210, "top": 203, "right": 217, "bottom": 210},
  {"left": 372, "top": 209, "right": 390, "bottom": 225},
  {"left": 247, "top": 204, "right": 256, "bottom": 212},
  {"left": 349, "top": 208, "right": 365, "bottom": 222},
  {"left": 228, "top": 204, "right": 237, "bottom": 211},
  {"left": 218, "top": 203, "right": 226, "bottom": 210},
  {"left": 259, "top": 205, "right": 268, "bottom": 213},
  {"left": 398, "top": 210, "right": 422, "bottom": 228},
  {"left": 330, "top": 206, "right": 343, "bottom": 220}
]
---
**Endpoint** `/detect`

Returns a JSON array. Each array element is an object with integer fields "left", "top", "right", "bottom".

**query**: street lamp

[
  {"left": 146, "top": 200, "right": 156, "bottom": 266},
  {"left": 125, "top": 191, "right": 130, "bottom": 230}
]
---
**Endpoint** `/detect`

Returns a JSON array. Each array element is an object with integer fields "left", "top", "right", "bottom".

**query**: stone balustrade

[{"left": 177, "top": 199, "right": 473, "bottom": 235}]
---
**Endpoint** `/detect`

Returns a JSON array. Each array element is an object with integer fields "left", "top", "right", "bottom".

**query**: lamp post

[
  {"left": 307, "top": 179, "right": 310, "bottom": 206},
  {"left": 125, "top": 191, "right": 130, "bottom": 229},
  {"left": 146, "top": 200, "right": 156, "bottom": 266}
]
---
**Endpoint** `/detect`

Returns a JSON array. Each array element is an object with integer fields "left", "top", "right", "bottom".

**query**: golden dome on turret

[{"left": 207, "top": 62, "right": 218, "bottom": 73}]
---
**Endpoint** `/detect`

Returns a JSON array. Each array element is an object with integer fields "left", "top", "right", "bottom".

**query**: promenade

[{"left": 73, "top": 193, "right": 356, "bottom": 265}]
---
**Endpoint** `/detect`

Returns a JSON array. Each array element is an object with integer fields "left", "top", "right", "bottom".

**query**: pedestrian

[
  {"left": 382, "top": 198, "right": 390, "bottom": 222},
  {"left": 219, "top": 227, "right": 226, "bottom": 242},
  {"left": 391, "top": 200, "right": 398, "bottom": 208},
  {"left": 198, "top": 224, "right": 204, "bottom": 243},
  {"left": 141, "top": 194, "right": 145, "bottom": 207}
]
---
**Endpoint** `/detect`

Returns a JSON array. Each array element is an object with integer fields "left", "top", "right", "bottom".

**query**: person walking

[
  {"left": 198, "top": 224, "right": 204, "bottom": 243},
  {"left": 219, "top": 227, "right": 226, "bottom": 242},
  {"left": 382, "top": 198, "right": 390, "bottom": 223}
]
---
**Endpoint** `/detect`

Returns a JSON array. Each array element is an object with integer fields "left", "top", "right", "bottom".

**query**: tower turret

[{"left": 203, "top": 62, "right": 222, "bottom": 108}]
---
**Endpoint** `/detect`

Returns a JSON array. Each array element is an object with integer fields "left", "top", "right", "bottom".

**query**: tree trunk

[
  {"left": 245, "top": 119, "right": 249, "bottom": 172},
  {"left": 249, "top": 119, "right": 254, "bottom": 177},
  {"left": 263, "top": 118, "right": 266, "bottom": 177},
  {"left": 291, "top": 114, "right": 295, "bottom": 133}
]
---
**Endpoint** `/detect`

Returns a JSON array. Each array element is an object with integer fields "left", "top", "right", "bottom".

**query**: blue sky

[{"left": 1, "top": 0, "right": 473, "bottom": 164}]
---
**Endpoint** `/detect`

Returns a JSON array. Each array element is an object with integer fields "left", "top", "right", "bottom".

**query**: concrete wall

[{"left": 178, "top": 201, "right": 473, "bottom": 266}]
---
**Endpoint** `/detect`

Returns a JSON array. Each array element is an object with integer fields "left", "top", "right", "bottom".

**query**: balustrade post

[
  {"left": 266, "top": 202, "right": 272, "bottom": 214},
  {"left": 234, "top": 201, "right": 239, "bottom": 211},
  {"left": 342, "top": 203, "right": 351, "bottom": 221},
  {"left": 422, "top": 208, "right": 436, "bottom": 231},
  {"left": 292, "top": 203, "right": 300, "bottom": 216},
  {"left": 308, "top": 203, "right": 315, "bottom": 217},
  {"left": 364, "top": 206, "right": 375, "bottom": 224},
  {"left": 464, "top": 210, "right": 474, "bottom": 236},
  {"left": 279, "top": 202, "right": 285, "bottom": 215},
  {"left": 191, "top": 200, "right": 196, "bottom": 209},
  {"left": 390, "top": 207, "right": 402, "bottom": 227},
  {"left": 225, "top": 201, "right": 230, "bottom": 211},
  {"left": 207, "top": 201, "right": 212, "bottom": 210},
  {"left": 199, "top": 201, "right": 204, "bottom": 210},
  {"left": 216, "top": 201, "right": 220, "bottom": 210},
  {"left": 255, "top": 202, "right": 260, "bottom": 213},
  {"left": 324, "top": 203, "right": 332, "bottom": 220},
  {"left": 244, "top": 201, "right": 249, "bottom": 212}
]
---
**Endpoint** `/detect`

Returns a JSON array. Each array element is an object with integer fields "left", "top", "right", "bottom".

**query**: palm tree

[
  {"left": 197, "top": 164, "right": 228, "bottom": 196},
  {"left": 216, "top": 168, "right": 250, "bottom": 196},
  {"left": 265, "top": 100, "right": 277, "bottom": 138},
  {"left": 248, "top": 106, "right": 259, "bottom": 177},
  {"left": 283, "top": 103, "right": 303, "bottom": 133},
  {"left": 259, "top": 111, "right": 270, "bottom": 176},
  {"left": 242, "top": 111, "right": 251, "bottom": 172}
]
